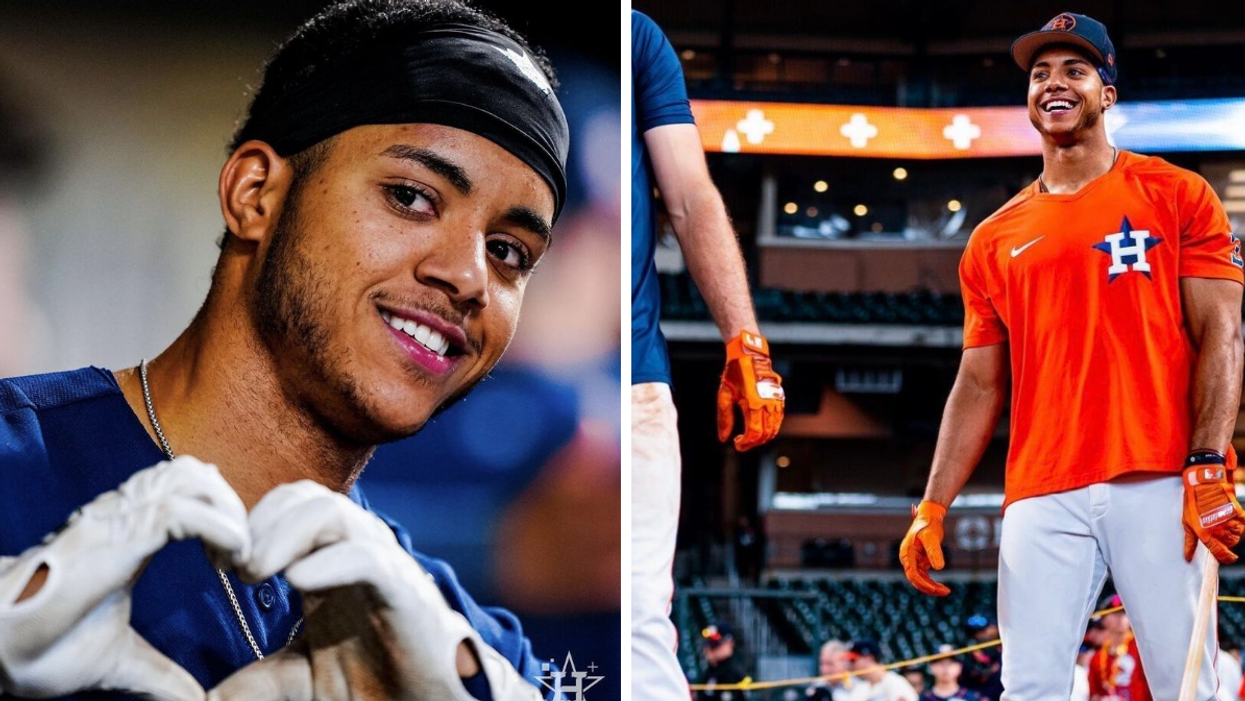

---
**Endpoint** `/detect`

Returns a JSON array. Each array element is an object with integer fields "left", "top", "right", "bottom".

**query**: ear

[
  {"left": 218, "top": 140, "right": 293, "bottom": 244},
  {"left": 1101, "top": 84, "right": 1117, "bottom": 111}
]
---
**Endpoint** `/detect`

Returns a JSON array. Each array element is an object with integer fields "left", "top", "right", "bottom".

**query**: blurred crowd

[{"left": 690, "top": 606, "right": 1245, "bottom": 701}]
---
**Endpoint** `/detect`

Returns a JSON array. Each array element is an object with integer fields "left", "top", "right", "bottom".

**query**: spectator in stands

[
  {"left": 806, "top": 639, "right": 859, "bottom": 701},
  {"left": 960, "top": 615, "right": 1003, "bottom": 701},
  {"left": 902, "top": 667, "right": 926, "bottom": 696},
  {"left": 1075, "top": 619, "right": 1105, "bottom": 701},
  {"left": 1084, "top": 617, "right": 1107, "bottom": 648},
  {"left": 1087, "top": 595, "right": 1150, "bottom": 701},
  {"left": 845, "top": 639, "right": 918, "bottom": 701},
  {"left": 920, "top": 645, "right": 980, "bottom": 701},
  {"left": 1218, "top": 636, "right": 1242, "bottom": 701},
  {"left": 695, "top": 622, "right": 751, "bottom": 701},
  {"left": 1073, "top": 643, "right": 1097, "bottom": 701}
]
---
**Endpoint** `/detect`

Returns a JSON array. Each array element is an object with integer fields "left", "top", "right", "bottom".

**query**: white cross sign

[
  {"left": 943, "top": 115, "right": 982, "bottom": 150},
  {"left": 736, "top": 109, "right": 774, "bottom": 145},
  {"left": 840, "top": 114, "right": 878, "bottom": 148}
]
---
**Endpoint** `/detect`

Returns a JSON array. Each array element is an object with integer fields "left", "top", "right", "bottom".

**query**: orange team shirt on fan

[
  {"left": 959, "top": 150, "right": 1244, "bottom": 509},
  {"left": 1086, "top": 636, "right": 1151, "bottom": 701}
]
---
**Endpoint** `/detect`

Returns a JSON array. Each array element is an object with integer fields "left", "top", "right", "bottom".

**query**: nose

[
  {"left": 414, "top": 224, "right": 490, "bottom": 310},
  {"left": 1044, "top": 74, "right": 1068, "bottom": 91}
]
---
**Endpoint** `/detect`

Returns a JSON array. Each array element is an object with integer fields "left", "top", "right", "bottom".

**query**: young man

[
  {"left": 1086, "top": 595, "right": 1150, "bottom": 701},
  {"left": 920, "top": 646, "right": 981, "bottom": 701},
  {"left": 900, "top": 11, "right": 1244, "bottom": 701},
  {"left": 631, "top": 10, "right": 785, "bottom": 701},
  {"left": 845, "top": 640, "right": 919, "bottom": 701},
  {"left": 0, "top": 1, "right": 568, "bottom": 700}
]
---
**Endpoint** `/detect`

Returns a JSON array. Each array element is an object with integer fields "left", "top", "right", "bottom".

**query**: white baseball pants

[
  {"left": 631, "top": 382, "right": 691, "bottom": 701},
  {"left": 998, "top": 474, "right": 1219, "bottom": 701}
]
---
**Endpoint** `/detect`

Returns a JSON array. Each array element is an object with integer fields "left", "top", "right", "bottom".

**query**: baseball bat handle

[{"left": 1178, "top": 554, "right": 1219, "bottom": 701}]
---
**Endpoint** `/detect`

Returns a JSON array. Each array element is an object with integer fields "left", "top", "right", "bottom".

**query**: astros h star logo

[
  {"left": 1091, "top": 216, "right": 1163, "bottom": 282},
  {"left": 1045, "top": 14, "right": 1077, "bottom": 31}
]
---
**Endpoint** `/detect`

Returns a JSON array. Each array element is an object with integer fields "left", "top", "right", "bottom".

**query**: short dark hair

[{"left": 218, "top": 0, "right": 556, "bottom": 249}]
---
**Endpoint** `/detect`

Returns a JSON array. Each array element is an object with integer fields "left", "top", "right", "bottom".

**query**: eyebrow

[
  {"left": 380, "top": 144, "right": 473, "bottom": 196},
  {"left": 502, "top": 205, "right": 552, "bottom": 241},
  {"left": 1033, "top": 57, "right": 1092, "bottom": 69}
]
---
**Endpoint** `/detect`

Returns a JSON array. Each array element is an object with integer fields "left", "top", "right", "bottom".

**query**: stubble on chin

[{"left": 251, "top": 187, "right": 390, "bottom": 443}]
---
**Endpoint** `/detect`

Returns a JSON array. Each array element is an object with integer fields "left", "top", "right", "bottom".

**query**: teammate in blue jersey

[
  {"left": 0, "top": 1, "right": 569, "bottom": 700},
  {"left": 631, "top": 11, "right": 785, "bottom": 701}
]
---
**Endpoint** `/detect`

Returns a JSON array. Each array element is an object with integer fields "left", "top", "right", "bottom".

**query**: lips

[
  {"left": 381, "top": 309, "right": 452, "bottom": 357},
  {"left": 1041, "top": 98, "right": 1078, "bottom": 113},
  {"left": 376, "top": 306, "right": 468, "bottom": 376}
]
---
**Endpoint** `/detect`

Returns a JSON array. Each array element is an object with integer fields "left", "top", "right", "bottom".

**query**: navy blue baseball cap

[
  {"left": 1011, "top": 12, "right": 1117, "bottom": 85},
  {"left": 845, "top": 639, "right": 883, "bottom": 661}
]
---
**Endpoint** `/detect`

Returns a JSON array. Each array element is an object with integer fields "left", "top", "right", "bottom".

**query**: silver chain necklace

[{"left": 139, "top": 358, "right": 301, "bottom": 660}]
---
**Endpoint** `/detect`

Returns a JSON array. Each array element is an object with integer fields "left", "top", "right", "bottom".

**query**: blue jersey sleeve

[{"left": 632, "top": 11, "right": 695, "bottom": 133}]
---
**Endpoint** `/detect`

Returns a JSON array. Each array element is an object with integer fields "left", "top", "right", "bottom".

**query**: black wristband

[{"left": 1186, "top": 449, "right": 1227, "bottom": 468}]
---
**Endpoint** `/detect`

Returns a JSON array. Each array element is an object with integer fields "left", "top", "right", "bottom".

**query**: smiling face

[
  {"left": 1026, "top": 45, "right": 1116, "bottom": 142},
  {"left": 250, "top": 123, "right": 554, "bottom": 443}
]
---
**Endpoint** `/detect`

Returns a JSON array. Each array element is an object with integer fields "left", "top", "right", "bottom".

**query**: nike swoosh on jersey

[{"left": 1010, "top": 236, "right": 1045, "bottom": 257}]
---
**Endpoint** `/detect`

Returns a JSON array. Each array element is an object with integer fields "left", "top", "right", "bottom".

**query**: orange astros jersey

[{"left": 959, "top": 150, "right": 1243, "bottom": 509}]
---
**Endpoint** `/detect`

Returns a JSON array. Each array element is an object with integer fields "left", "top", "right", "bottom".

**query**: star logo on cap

[
  {"left": 1045, "top": 13, "right": 1076, "bottom": 31},
  {"left": 494, "top": 46, "right": 552, "bottom": 95}
]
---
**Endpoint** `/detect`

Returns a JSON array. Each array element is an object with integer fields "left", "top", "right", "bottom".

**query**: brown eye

[
  {"left": 487, "top": 238, "right": 532, "bottom": 271},
  {"left": 385, "top": 184, "right": 436, "bottom": 216}
]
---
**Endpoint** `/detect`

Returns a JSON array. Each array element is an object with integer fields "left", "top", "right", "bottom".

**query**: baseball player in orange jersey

[{"left": 900, "top": 12, "right": 1245, "bottom": 701}]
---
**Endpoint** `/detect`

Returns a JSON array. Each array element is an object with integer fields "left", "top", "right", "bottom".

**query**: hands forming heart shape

[{"left": 0, "top": 456, "right": 541, "bottom": 701}]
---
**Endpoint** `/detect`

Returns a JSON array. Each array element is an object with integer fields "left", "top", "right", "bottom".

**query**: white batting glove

[
  {"left": 0, "top": 456, "right": 250, "bottom": 700},
  {"left": 207, "top": 481, "right": 542, "bottom": 701}
]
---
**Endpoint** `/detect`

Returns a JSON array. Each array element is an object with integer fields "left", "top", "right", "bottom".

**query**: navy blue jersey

[
  {"left": 631, "top": 10, "right": 695, "bottom": 386},
  {"left": 0, "top": 367, "right": 540, "bottom": 699}
]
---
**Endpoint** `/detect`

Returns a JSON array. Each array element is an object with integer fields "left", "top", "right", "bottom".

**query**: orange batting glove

[
  {"left": 1183, "top": 450, "right": 1245, "bottom": 564},
  {"left": 717, "top": 330, "right": 785, "bottom": 452},
  {"left": 900, "top": 500, "right": 950, "bottom": 597}
]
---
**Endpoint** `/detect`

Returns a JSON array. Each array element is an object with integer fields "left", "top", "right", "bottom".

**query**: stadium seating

[
  {"left": 660, "top": 272, "right": 964, "bottom": 326},
  {"left": 676, "top": 573, "right": 1245, "bottom": 679},
  {"left": 661, "top": 271, "right": 1245, "bottom": 326}
]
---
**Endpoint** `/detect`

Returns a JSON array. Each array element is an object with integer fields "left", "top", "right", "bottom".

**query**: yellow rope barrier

[{"left": 686, "top": 601, "right": 1193, "bottom": 692}]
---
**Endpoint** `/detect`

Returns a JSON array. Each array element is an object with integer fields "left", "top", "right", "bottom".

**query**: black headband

[{"left": 238, "top": 23, "right": 569, "bottom": 222}]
